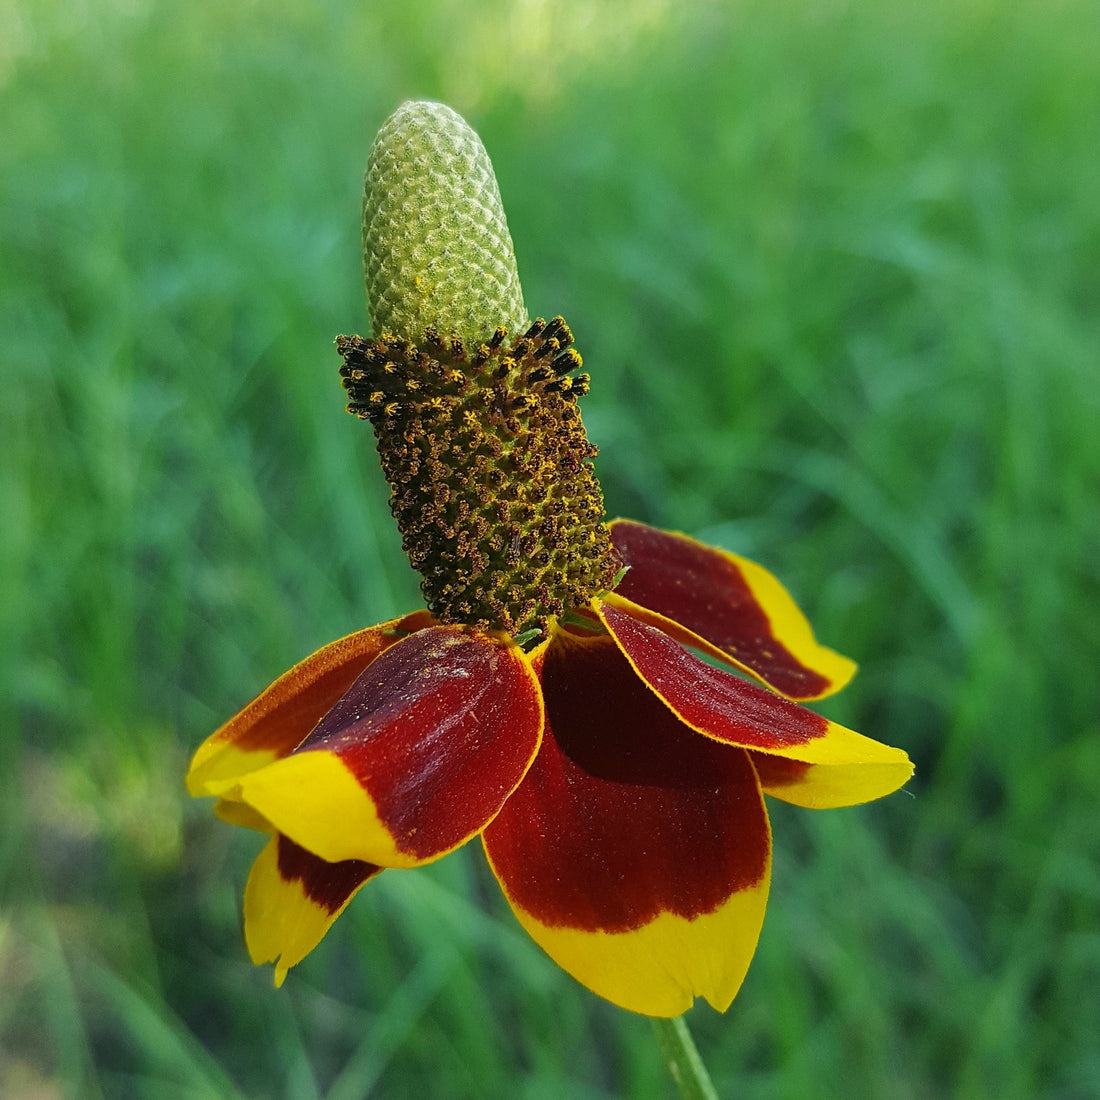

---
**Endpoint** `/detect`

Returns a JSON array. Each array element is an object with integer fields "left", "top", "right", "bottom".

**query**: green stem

[{"left": 651, "top": 1016, "right": 721, "bottom": 1100}]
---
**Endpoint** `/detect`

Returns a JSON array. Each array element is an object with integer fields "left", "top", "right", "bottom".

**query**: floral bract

[{"left": 187, "top": 101, "right": 913, "bottom": 1018}]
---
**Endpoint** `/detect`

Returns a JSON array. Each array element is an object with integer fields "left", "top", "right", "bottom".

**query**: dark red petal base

[
  {"left": 483, "top": 629, "right": 769, "bottom": 933},
  {"left": 295, "top": 626, "right": 542, "bottom": 861},
  {"left": 600, "top": 601, "right": 829, "bottom": 749},
  {"left": 275, "top": 834, "right": 380, "bottom": 915},
  {"left": 609, "top": 519, "right": 831, "bottom": 698}
]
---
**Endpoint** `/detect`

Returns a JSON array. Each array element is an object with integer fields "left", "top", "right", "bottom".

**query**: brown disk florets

[{"left": 337, "top": 317, "right": 621, "bottom": 640}]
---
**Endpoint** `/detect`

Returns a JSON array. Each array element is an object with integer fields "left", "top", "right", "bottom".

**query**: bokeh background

[{"left": 3, "top": 0, "right": 1098, "bottom": 1096}]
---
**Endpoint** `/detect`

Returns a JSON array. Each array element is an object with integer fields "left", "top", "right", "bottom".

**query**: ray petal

[
  {"left": 608, "top": 519, "right": 855, "bottom": 700},
  {"left": 244, "top": 833, "right": 380, "bottom": 986},
  {"left": 236, "top": 627, "right": 545, "bottom": 867},
  {"left": 597, "top": 600, "right": 913, "bottom": 806},
  {"left": 187, "top": 611, "right": 435, "bottom": 797},
  {"left": 482, "top": 629, "right": 771, "bottom": 1017}
]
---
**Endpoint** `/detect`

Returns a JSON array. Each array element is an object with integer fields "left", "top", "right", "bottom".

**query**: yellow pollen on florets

[{"left": 337, "top": 316, "right": 621, "bottom": 640}]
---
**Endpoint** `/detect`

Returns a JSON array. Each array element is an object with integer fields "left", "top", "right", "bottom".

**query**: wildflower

[{"left": 187, "top": 101, "right": 913, "bottom": 1017}]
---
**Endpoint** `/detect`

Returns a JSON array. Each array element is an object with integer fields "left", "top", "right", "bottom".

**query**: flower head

[{"left": 187, "top": 100, "right": 913, "bottom": 1017}]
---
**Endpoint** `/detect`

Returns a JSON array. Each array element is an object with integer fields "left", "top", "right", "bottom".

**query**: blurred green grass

[{"left": 3, "top": 0, "right": 1098, "bottom": 1096}]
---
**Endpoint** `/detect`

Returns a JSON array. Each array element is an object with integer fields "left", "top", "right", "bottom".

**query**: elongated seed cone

[
  {"left": 338, "top": 316, "right": 617, "bottom": 638},
  {"left": 362, "top": 101, "right": 528, "bottom": 346}
]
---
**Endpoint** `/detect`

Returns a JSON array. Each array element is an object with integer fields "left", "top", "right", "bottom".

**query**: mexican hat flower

[{"left": 187, "top": 101, "right": 913, "bottom": 1018}]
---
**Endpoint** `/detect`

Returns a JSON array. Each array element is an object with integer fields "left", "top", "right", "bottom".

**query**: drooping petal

[
  {"left": 597, "top": 601, "right": 913, "bottom": 807},
  {"left": 482, "top": 628, "right": 771, "bottom": 1017},
  {"left": 187, "top": 611, "right": 435, "bottom": 797},
  {"left": 235, "top": 626, "right": 544, "bottom": 868},
  {"left": 608, "top": 519, "right": 855, "bottom": 700},
  {"left": 244, "top": 833, "right": 380, "bottom": 986}
]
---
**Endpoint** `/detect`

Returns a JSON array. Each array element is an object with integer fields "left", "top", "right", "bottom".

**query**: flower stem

[{"left": 651, "top": 1015, "right": 720, "bottom": 1100}]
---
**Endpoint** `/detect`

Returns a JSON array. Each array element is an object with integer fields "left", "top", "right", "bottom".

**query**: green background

[{"left": 3, "top": 0, "right": 1098, "bottom": 1096}]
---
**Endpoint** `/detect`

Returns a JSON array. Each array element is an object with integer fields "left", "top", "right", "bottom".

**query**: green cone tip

[{"left": 362, "top": 100, "right": 528, "bottom": 346}]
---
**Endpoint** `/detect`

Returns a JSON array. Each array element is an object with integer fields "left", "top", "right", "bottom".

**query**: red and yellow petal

[
  {"left": 607, "top": 519, "right": 855, "bottom": 700},
  {"left": 482, "top": 628, "right": 771, "bottom": 1017},
  {"left": 187, "top": 611, "right": 435, "bottom": 798},
  {"left": 244, "top": 833, "right": 380, "bottom": 986},
  {"left": 597, "top": 601, "right": 913, "bottom": 807},
  {"left": 235, "top": 626, "right": 544, "bottom": 868}
]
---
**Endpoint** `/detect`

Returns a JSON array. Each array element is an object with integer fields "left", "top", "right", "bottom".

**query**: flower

[{"left": 187, "top": 101, "right": 913, "bottom": 1018}]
